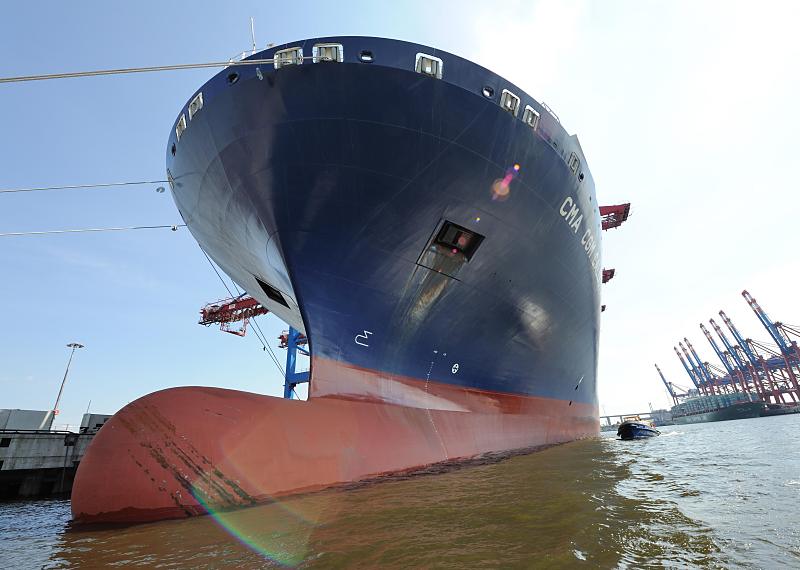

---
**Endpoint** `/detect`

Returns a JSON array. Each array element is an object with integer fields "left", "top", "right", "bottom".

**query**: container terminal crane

[{"left": 656, "top": 290, "right": 800, "bottom": 423}]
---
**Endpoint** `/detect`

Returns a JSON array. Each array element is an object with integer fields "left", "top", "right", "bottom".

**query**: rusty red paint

[{"left": 71, "top": 358, "right": 598, "bottom": 524}]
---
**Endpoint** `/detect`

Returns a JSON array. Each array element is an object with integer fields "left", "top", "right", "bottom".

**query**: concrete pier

[{"left": 0, "top": 410, "right": 110, "bottom": 498}]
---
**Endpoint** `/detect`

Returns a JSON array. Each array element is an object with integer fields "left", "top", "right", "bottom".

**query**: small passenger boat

[{"left": 616, "top": 416, "right": 660, "bottom": 440}]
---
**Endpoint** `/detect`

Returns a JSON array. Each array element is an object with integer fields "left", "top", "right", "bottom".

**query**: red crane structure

[
  {"left": 599, "top": 203, "right": 631, "bottom": 231},
  {"left": 598, "top": 203, "right": 630, "bottom": 307},
  {"left": 198, "top": 295, "right": 269, "bottom": 337}
]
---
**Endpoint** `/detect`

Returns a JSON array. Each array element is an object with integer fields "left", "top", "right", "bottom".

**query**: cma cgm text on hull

[{"left": 71, "top": 37, "right": 629, "bottom": 524}]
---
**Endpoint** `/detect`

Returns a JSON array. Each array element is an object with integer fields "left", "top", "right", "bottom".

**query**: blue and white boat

[{"left": 617, "top": 416, "right": 660, "bottom": 440}]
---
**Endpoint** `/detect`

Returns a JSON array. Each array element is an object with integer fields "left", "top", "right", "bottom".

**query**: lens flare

[
  {"left": 190, "top": 482, "right": 325, "bottom": 566},
  {"left": 490, "top": 165, "right": 521, "bottom": 201}
]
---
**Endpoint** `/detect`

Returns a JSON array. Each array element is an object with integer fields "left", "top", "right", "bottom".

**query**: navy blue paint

[{"left": 168, "top": 37, "right": 602, "bottom": 405}]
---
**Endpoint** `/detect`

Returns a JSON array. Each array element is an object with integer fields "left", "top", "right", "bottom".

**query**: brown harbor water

[{"left": 3, "top": 414, "right": 799, "bottom": 568}]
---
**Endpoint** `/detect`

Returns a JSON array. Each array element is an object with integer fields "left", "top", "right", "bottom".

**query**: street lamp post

[{"left": 51, "top": 342, "right": 84, "bottom": 429}]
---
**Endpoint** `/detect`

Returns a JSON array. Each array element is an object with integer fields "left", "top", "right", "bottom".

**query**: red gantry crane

[
  {"left": 199, "top": 295, "right": 269, "bottom": 336},
  {"left": 599, "top": 203, "right": 631, "bottom": 231}
]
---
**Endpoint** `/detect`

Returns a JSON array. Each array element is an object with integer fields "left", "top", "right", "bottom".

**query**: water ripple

[{"left": 2, "top": 414, "right": 799, "bottom": 568}]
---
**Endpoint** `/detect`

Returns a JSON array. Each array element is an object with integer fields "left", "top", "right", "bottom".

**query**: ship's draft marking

[{"left": 424, "top": 358, "right": 450, "bottom": 460}]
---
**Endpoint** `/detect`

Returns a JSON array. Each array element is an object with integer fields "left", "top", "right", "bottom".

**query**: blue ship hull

[
  {"left": 168, "top": 36, "right": 602, "bottom": 405},
  {"left": 71, "top": 37, "right": 606, "bottom": 524}
]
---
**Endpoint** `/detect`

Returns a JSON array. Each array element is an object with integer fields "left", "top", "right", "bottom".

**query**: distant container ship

[
  {"left": 71, "top": 36, "right": 627, "bottom": 524},
  {"left": 670, "top": 393, "right": 763, "bottom": 424}
]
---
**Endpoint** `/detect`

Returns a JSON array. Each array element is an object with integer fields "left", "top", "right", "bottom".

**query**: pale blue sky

[{"left": 1, "top": 1, "right": 798, "bottom": 425}]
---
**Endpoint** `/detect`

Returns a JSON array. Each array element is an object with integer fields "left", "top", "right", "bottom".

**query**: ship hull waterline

[{"left": 71, "top": 360, "right": 597, "bottom": 524}]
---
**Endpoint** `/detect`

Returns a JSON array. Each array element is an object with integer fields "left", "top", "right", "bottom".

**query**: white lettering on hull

[{"left": 559, "top": 196, "right": 602, "bottom": 283}]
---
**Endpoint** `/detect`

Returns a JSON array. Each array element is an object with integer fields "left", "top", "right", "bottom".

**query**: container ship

[
  {"left": 71, "top": 36, "right": 628, "bottom": 524},
  {"left": 670, "top": 393, "right": 764, "bottom": 424}
]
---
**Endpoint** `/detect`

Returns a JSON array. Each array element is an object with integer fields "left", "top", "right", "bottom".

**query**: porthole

[
  {"left": 482, "top": 86, "right": 494, "bottom": 98},
  {"left": 579, "top": 172, "right": 585, "bottom": 182},
  {"left": 171, "top": 143, "right": 176, "bottom": 157},
  {"left": 359, "top": 50, "right": 374, "bottom": 62},
  {"left": 227, "top": 72, "right": 239, "bottom": 85}
]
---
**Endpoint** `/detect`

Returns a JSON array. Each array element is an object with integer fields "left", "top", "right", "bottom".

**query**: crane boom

[
  {"left": 710, "top": 318, "right": 747, "bottom": 370},
  {"left": 675, "top": 344, "right": 701, "bottom": 389},
  {"left": 685, "top": 338, "right": 715, "bottom": 387},
  {"left": 742, "top": 290, "right": 792, "bottom": 355},
  {"left": 700, "top": 323, "right": 735, "bottom": 375},
  {"left": 655, "top": 363, "right": 677, "bottom": 403},
  {"left": 719, "top": 310, "right": 760, "bottom": 366}
]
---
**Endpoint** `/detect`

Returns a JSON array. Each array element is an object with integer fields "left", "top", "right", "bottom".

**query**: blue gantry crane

[
  {"left": 719, "top": 309, "right": 786, "bottom": 403},
  {"left": 674, "top": 344, "right": 703, "bottom": 394},
  {"left": 741, "top": 290, "right": 800, "bottom": 400},
  {"left": 279, "top": 328, "right": 310, "bottom": 399},
  {"left": 655, "top": 363, "right": 679, "bottom": 404},
  {"left": 742, "top": 291, "right": 795, "bottom": 357},
  {"left": 709, "top": 318, "right": 763, "bottom": 398},
  {"left": 699, "top": 323, "right": 744, "bottom": 393},
  {"left": 684, "top": 337, "right": 717, "bottom": 394}
]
